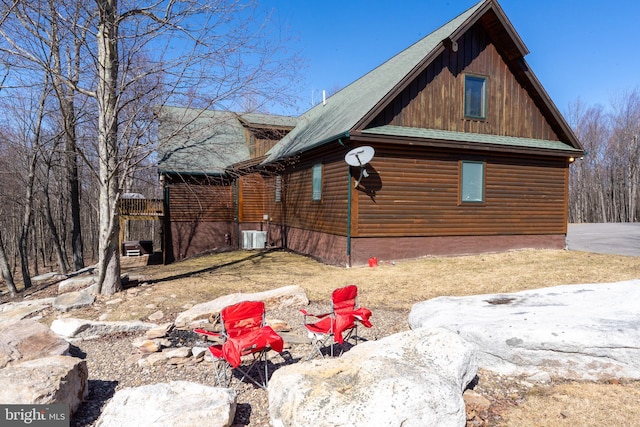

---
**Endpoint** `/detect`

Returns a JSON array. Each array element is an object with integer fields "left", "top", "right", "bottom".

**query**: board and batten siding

[
  {"left": 353, "top": 145, "right": 568, "bottom": 237},
  {"left": 372, "top": 22, "right": 560, "bottom": 142}
]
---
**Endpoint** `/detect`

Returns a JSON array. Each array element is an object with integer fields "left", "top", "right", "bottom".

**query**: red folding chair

[
  {"left": 194, "top": 300, "right": 284, "bottom": 389},
  {"left": 300, "top": 285, "right": 372, "bottom": 360}
]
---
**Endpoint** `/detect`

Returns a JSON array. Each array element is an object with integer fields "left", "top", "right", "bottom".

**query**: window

[
  {"left": 460, "top": 161, "right": 485, "bottom": 203},
  {"left": 464, "top": 75, "right": 487, "bottom": 119},
  {"left": 312, "top": 163, "right": 322, "bottom": 201},
  {"left": 274, "top": 175, "right": 282, "bottom": 202}
]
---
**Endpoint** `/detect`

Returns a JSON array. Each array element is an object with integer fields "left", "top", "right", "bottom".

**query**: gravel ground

[{"left": 69, "top": 304, "right": 415, "bottom": 427}]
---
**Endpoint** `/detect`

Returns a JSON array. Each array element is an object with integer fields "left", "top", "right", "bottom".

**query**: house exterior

[{"left": 158, "top": 0, "right": 583, "bottom": 266}]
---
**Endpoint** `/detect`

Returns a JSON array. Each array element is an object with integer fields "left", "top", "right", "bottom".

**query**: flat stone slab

[
  {"left": 53, "top": 291, "right": 96, "bottom": 312},
  {"left": 175, "top": 285, "right": 308, "bottom": 328},
  {"left": 0, "top": 298, "right": 55, "bottom": 322},
  {"left": 408, "top": 280, "right": 640, "bottom": 380},
  {"left": 51, "top": 318, "right": 158, "bottom": 341}
]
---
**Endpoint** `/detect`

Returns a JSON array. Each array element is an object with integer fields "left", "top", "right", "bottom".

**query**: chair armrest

[
  {"left": 299, "top": 309, "right": 331, "bottom": 318},
  {"left": 194, "top": 328, "right": 222, "bottom": 338}
]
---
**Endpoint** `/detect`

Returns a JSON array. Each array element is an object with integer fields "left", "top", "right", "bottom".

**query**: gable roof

[
  {"left": 157, "top": 106, "right": 297, "bottom": 175},
  {"left": 264, "top": 0, "right": 581, "bottom": 164}
]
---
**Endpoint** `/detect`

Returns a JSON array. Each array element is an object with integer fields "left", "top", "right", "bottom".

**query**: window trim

[
  {"left": 311, "top": 163, "right": 323, "bottom": 201},
  {"left": 459, "top": 160, "right": 485, "bottom": 204},
  {"left": 464, "top": 74, "right": 487, "bottom": 120}
]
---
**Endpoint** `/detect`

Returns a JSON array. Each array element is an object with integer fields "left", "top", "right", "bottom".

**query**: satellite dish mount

[{"left": 344, "top": 146, "right": 375, "bottom": 188}]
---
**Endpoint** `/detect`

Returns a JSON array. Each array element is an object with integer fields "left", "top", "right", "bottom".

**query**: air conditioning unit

[{"left": 242, "top": 231, "right": 267, "bottom": 250}]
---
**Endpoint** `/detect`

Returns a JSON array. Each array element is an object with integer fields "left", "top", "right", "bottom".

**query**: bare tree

[{"left": 0, "top": 0, "right": 303, "bottom": 295}]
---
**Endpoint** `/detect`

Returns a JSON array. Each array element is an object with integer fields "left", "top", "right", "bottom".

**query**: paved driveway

[{"left": 566, "top": 223, "right": 640, "bottom": 257}]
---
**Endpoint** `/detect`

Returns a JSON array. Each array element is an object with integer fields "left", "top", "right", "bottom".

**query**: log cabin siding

[
  {"left": 238, "top": 174, "right": 265, "bottom": 222},
  {"left": 280, "top": 152, "right": 350, "bottom": 236},
  {"left": 371, "top": 23, "right": 559, "bottom": 142},
  {"left": 167, "top": 181, "right": 234, "bottom": 222},
  {"left": 355, "top": 145, "right": 567, "bottom": 237}
]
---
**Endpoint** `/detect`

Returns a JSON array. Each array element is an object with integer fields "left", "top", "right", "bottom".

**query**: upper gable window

[{"left": 464, "top": 75, "right": 487, "bottom": 119}]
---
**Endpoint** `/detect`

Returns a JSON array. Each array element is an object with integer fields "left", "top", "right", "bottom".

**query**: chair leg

[
  {"left": 306, "top": 333, "right": 334, "bottom": 360},
  {"left": 211, "top": 356, "right": 232, "bottom": 388},
  {"left": 234, "top": 351, "right": 270, "bottom": 390}
]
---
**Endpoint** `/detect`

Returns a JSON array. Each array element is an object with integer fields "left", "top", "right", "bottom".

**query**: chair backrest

[
  {"left": 220, "top": 300, "right": 265, "bottom": 338},
  {"left": 331, "top": 285, "right": 358, "bottom": 314}
]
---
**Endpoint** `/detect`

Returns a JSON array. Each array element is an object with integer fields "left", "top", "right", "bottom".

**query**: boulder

[
  {"left": 50, "top": 317, "right": 157, "bottom": 340},
  {"left": 0, "top": 319, "right": 70, "bottom": 368},
  {"left": 53, "top": 291, "right": 96, "bottom": 312},
  {"left": 94, "top": 381, "right": 236, "bottom": 427},
  {"left": 31, "top": 272, "right": 66, "bottom": 285},
  {"left": 268, "top": 327, "right": 477, "bottom": 427},
  {"left": 175, "top": 285, "right": 309, "bottom": 328},
  {"left": 0, "top": 355, "right": 88, "bottom": 414},
  {"left": 58, "top": 275, "right": 97, "bottom": 294},
  {"left": 0, "top": 298, "right": 55, "bottom": 322},
  {"left": 408, "top": 280, "right": 640, "bottom": 381}
]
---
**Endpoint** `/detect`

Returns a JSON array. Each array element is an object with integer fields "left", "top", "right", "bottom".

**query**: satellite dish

[
  {"left": 345, "top": 146, "right": 375, "bottom": 187},
  {"left": 344, "top": 146, "right": 375, "bottom": 167}
]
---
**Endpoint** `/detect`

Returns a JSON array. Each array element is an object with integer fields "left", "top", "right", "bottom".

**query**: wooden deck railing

[{"left": 118, "top": 199, "right": 164, "bottom": 218}]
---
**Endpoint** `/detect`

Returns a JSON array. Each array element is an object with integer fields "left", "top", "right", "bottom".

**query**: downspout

[{"left": 338, "top": 137, "right": 352, "bottom": 267}]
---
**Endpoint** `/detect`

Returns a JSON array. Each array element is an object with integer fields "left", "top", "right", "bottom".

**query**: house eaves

[
  {"left": 264, "top": 0, "right": 582, "bottom": 164},
  {"left": 157, "top": 106, "right": 297, "bottom": 176},
  {"left": 262, "top": 1, "right": 486, "bottom": 165},
  {"left": 355, "top": 126, "right": 583, "bottom": 157}
]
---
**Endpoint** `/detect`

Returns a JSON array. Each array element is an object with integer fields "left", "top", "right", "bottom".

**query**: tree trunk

[
  {"left": 0, "top": 228, "right": 17, "bottom": 296},
  {"left": 43, "top": 175, "right": 69, "bottom": 275},
  {"left": 95, "top": 0, "right": 122, "bottom": 295},
  {"left": 18, "top": 143, "right": 38, "bottom": 291}
]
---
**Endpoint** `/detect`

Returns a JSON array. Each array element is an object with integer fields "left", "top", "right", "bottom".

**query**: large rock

[
  {"left": 0, "top": 319, "right": 70, "bottom": 368},
  {"left": 269, "top": 327, "right": 477, "bottom": 427},
  {"left": 0, "top": 355, "right": 88, "bottom": 414},
  {"left": 408, "top": 280, "right": 640, "bottom": 381},
  {"left": 50, "top": 317, "right": 157, "bottom": 340},
  {"left": 94, "top": 381, "right": 236, "bottom": 427},
  {"left": 58, "top": 275, "right": 97, "bottom": 294},
  {"left": 0, "top": 298, "right": 55, "bottom": 322},
  {"left": 53, "top": 291, "right": 96, "bottom": 312},
  {"left": 175, "top": 285, "right": 309, "bottom": 328}
]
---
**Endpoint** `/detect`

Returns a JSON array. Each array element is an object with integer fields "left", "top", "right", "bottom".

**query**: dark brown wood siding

[
  {"left": 371, "top": 22, "right": 560, "bottom": 141},
  {"left": 354, "top": 144, "right": 568, "bottom": 237},
  {"left": 238, "top": 174, "right": 265, "bottom": 222},
  {"left": 167, "top": 181, "right": 233, "bottom": 222},
  {"left": 279, "top": 148, "right": 350, "bottom": 236}
]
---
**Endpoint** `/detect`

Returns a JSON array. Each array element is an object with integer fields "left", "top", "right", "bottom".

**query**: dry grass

[
  {"left": 110, "top": 248, "right": 640, "bottom": 320},
  {"left": 500, "top": 381, "right": 640, "bottom": 426},
  {"left": 113, "top": 248, "right": 640, "bottom": 427},
  {"left": 51, "top": 248, "right": 640, "bottom": 426}
]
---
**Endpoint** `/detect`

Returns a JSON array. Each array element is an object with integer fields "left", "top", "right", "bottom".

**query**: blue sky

[{"left": 265, "top": 0, "right": 639, "bottom": 116}]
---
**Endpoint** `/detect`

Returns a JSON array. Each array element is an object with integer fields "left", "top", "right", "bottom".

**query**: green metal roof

[
  {"left": 263, "top": 2, "right": 485, "bottom": 163},
  {"left": 361, "top": 125, "right": 583, "bottom": 153},
  {"left": 157, "top": 106, "right": 297, "bottom": 175}
]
